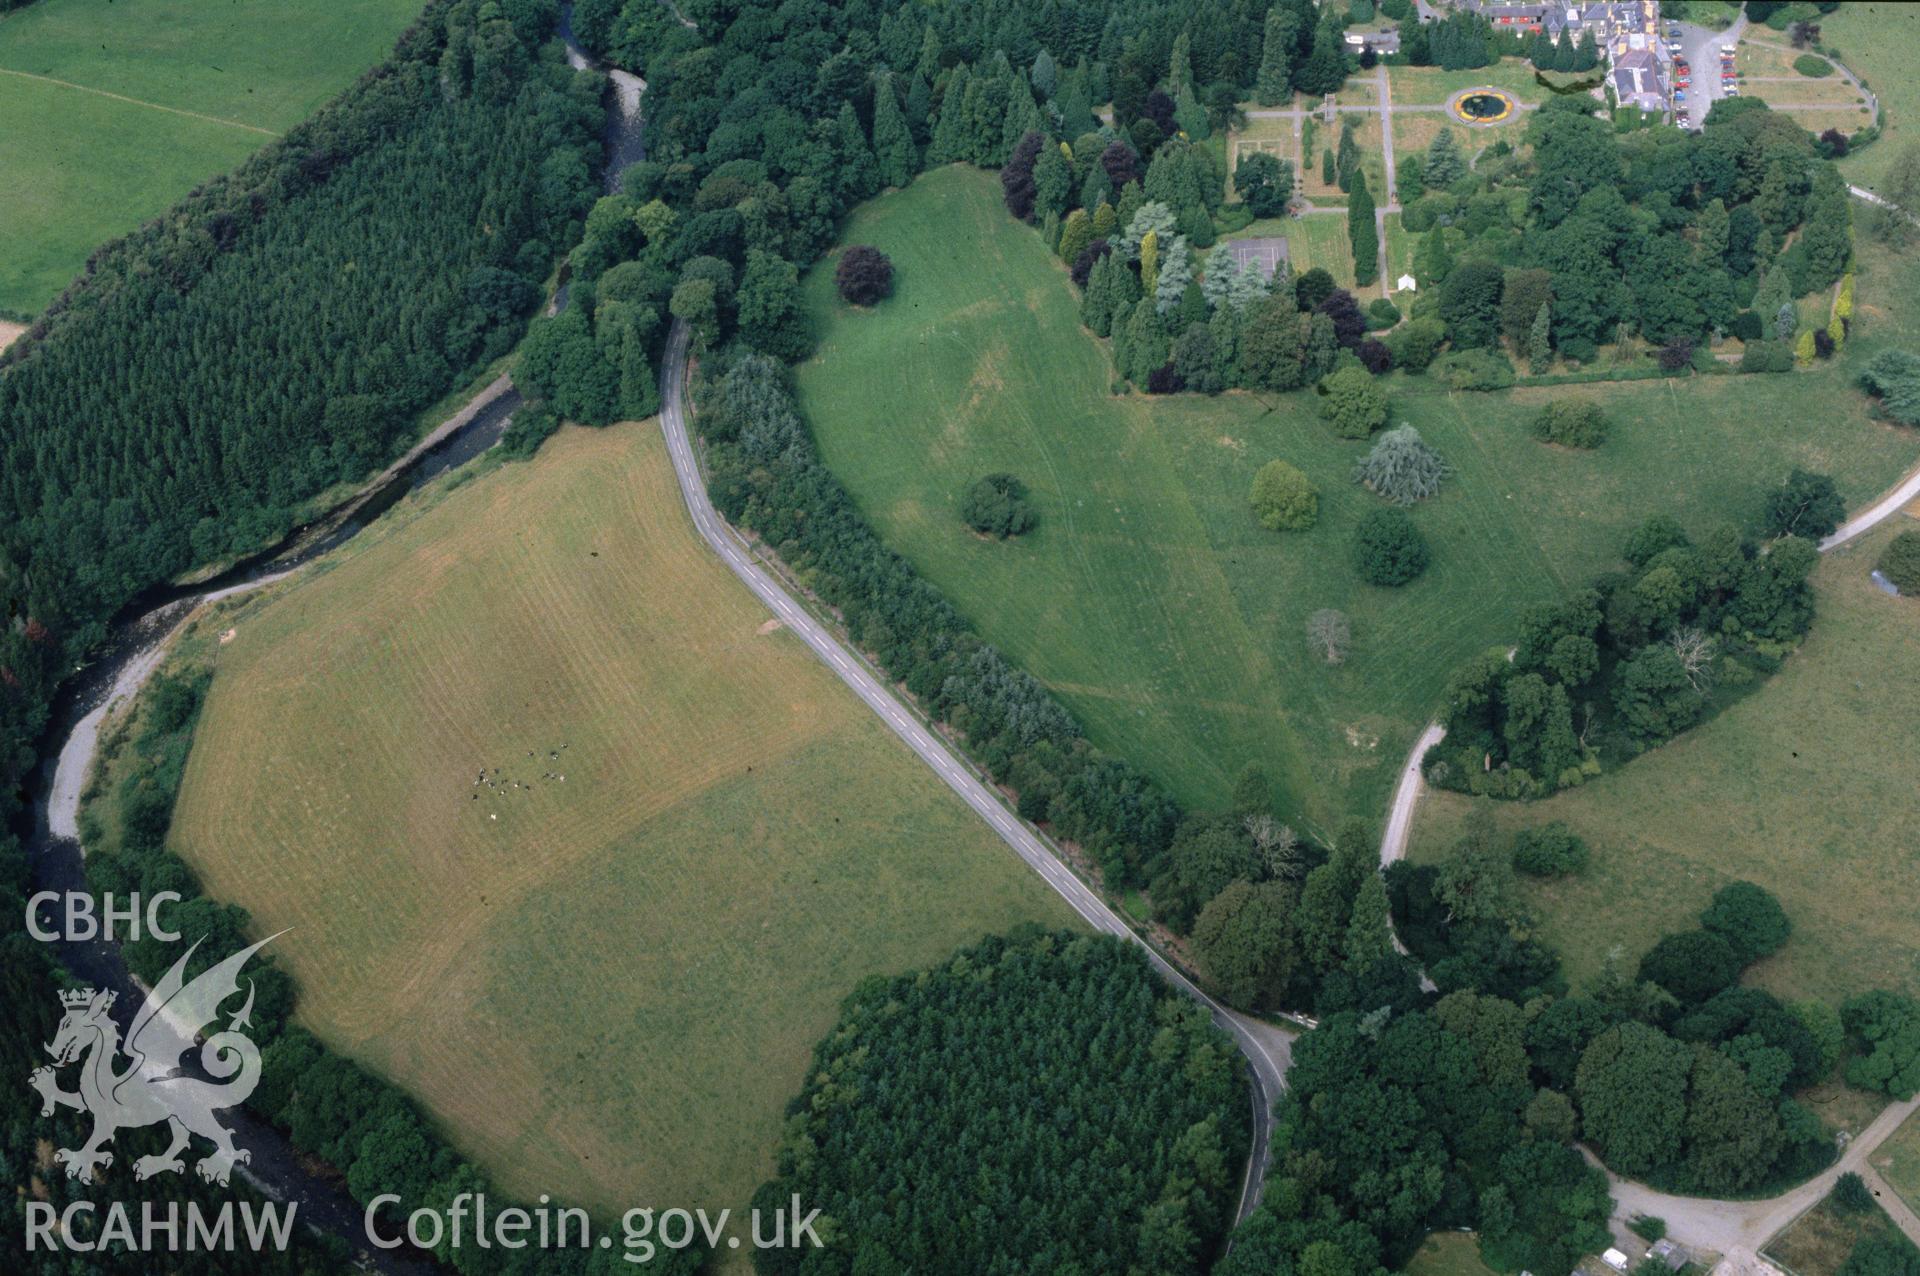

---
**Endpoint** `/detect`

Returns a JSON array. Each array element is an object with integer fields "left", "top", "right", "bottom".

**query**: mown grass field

[
  {"left": 1874, "top": 1108, "right": 1920, "bottom": 1218},
  {"left": 1390, "top": 109, "right": 1520, "bottom": 172},
  {"left": 795, "top": 166, "right": 1920, "bottom": 830},
  {"left": 0, "top": 0, "right": 423, "bottom": 313},
  {"left": 1742, "top": 80, "right": 1869, "bottom": 110},
  {"left": 1236, "top": 212, "right": 1358, "bottom": 287},
  {"left": 1823, "top": 2, "right": 1920, "bottom": 194},
  {"left": 1409, "top": 520, "right": 1920, "bottom": 1005},
  {"left": 1387, "top": 60, "right": 1549, "bottom": 106},
  {"left": 167, "top": 422, "right": 1074, "bottom": 1219}
]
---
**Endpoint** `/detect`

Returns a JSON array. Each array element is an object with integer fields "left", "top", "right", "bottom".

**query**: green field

[
  {"left": 166, "top": 422, "right": 1074, "bottom": 1219},
  {"left": 1825, "top": 2, "right": 1920, "bottom": 194},
  {"left": 0, "top": 0, "right": 424, "bottom": 313},
  {"left": 1874, "top": 1108, "right": 1920, "bottom": 1218},
  {"left": 795, "top": 166, "right": 1920, "bottom": 831},
  {"left": 1766, "top": 1186, "right": 1908, "bottom": 1276},
  {"left": 1238, "top": 212, "right": 1360, "bottom": 287},
  {"left": 1405, "top": 1232, "right": 1502, "bottom": 1276},
  {"left": 1386, "top": 60, "right": 1549, "bottom": 106},
  {"left": 1409, "top": 520, "right": 1920, "bottom": 1005}
]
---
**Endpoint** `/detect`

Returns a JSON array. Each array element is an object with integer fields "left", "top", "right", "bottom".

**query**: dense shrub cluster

[
  {"left": 1512, "top": 822, "right": 1590, "bottom": 877},
  {"left": 1353, "top": 424, "right": 1450, "bottom": 504},
  {"left": 1250, "top": 459, "right": 1319, "bottom": 531},
  {"left": 961, "top": 472, "right": 1037, "bottom": 538},
  {"left": 1879, "top": 529, "right": 1920, "bottom": 593},
  {"left": 834, "top": 244, "right": 894, "bottom": 305},
  {"left": 753, "top": 931, "right": 1249, "bottom": 1273},
  {"left": 1425, "top": 499, "right": 1824, "bottom": 798},
  {"left": 1352, "top": 508, "right": 1432, "bottom": 586},
  {"left": 1530, "top": 399, "right": 1611, "bottom": 448}
]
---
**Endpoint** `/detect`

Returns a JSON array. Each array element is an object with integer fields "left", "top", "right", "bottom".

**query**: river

[{"left": 18, "top": 9, "right": 643, "bottom": 1270}]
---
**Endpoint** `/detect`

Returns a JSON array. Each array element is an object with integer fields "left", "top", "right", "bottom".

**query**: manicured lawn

[
  {"left": 1874, "top": 1107, "right": 1920, "bottom": 1218},
  {"left": 0, "top": 0, "right": 423, "bottom": 313},
  {"left": 1737, "top": 38, "right": 1812, "bottom": 80},
  {"left": 1784, "top": 107, "right": 1879, "bottom": 138},
  {"left": 1238, "top": 212, "right": 1359, "bottom": 287},
  {"left": 1744, "top": 80, "right": 1870, "bottom": 109},
  {"left": 1391, "top": 110, "right": 1521, "bottom": 173},
  {"left": 1288, "top": 113, "right": 1385, "bottom": 203},
  {"left": 1409, "top": 520, "right": 1920, "bottom": 1006},
  {"left": 1824, "top": 2, "right": 1920, "bottom": 193},
  {"left": 1333, "top": 77, "right": 1380, "bottom": 108},
  {"left": 1387, "top": 60, "right": 1547, "bottom": 106},
  {"left": 794, "top": 166, "right": 1920, "bottom": 830},
  {"left": 165, "top": 423, "right": 1074, "bottom": 1220},
  {"left": 1228, "top": 117, "right": 1301, "bottom": 201},
  {"left": 1384, "top": 212, "right": 1417, "bottom": 293}
]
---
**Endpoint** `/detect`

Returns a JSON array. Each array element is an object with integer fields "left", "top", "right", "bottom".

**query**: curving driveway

[
  {"left": 1380, "top": 455, "right": 1920, "bottom": 871},
  {"left": 653, "top": 320, "right": 1292, "bottom": 1224}
]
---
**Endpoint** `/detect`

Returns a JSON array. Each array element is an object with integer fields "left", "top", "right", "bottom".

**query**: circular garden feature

[{"left": 1450, "top": 87, "right": 1517, "bottom": 124}]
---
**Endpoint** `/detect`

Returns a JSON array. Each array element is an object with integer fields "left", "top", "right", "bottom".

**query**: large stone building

[{"left": 1447, "top": 0, "right": 1669, "bottom": 120}]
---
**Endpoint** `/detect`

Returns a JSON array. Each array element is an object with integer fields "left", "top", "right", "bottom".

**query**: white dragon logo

[{"left": 29, "top": 934, "right": 279, "bottom": 1187}]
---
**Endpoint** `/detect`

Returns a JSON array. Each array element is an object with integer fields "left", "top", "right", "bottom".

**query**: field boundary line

[{"left": 0, "top": 66, "right": 279, "bottom": 136}]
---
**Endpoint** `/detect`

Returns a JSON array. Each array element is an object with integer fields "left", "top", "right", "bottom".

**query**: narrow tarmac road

[{"left": 654, "top": 321, "right": 1291, "bottom": 1225}]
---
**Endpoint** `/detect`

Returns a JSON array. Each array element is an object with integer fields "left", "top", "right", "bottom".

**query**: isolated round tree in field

[
  {"left": 1763, "top": 469, "right": 1845, "bottom": 540},
  {"left": 1880, "top": 530, "right": 1920, "bottom": 593},
  {"left": 1352, "top": 424, "right": 1449, "bottom": 504},
  {"left": 1352, "top": 508, "right": 1430, "bottom": 586},
  {"left": 1512, "top": 823, "right": 1589, "bottom": 878},
  {"left": 835, "top": 244, "right": 894, "bottom": 305},
  {"left": 1700, "top": 881, "right": 1792, "bottom": 964},
  {"left": 1531, "top": 399, "right": 1610, "bottom": 448},
  {"left": 1249, "top": 459, "right": 1318, "bottom": 531},
  {"left": 1318, "top": 365, "right": 1388, "bottom": 439},
  {"left": 961, "top": 473, "right": 1037, "bottom": 538}
]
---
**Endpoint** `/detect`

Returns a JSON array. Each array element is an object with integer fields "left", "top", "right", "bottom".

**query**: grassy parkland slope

[
  {"left": 167, "top": 423, "right": 1074, "bottom": 1218},
  {"left": 1410, "top": 520, "right": 1920, "bottom": 1006},
  {"left": 796, "top": 166, "right": 1918, "bottom": 828},
  {"left": 1876, "top": 1106, "right": 1920, "bottom": 1217},
  {"left": 1826, "top": 2, "right": 1920, "bottom": 195},
  {"left": 0, "top": 0, "right": 423, "bottom": 313}
]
